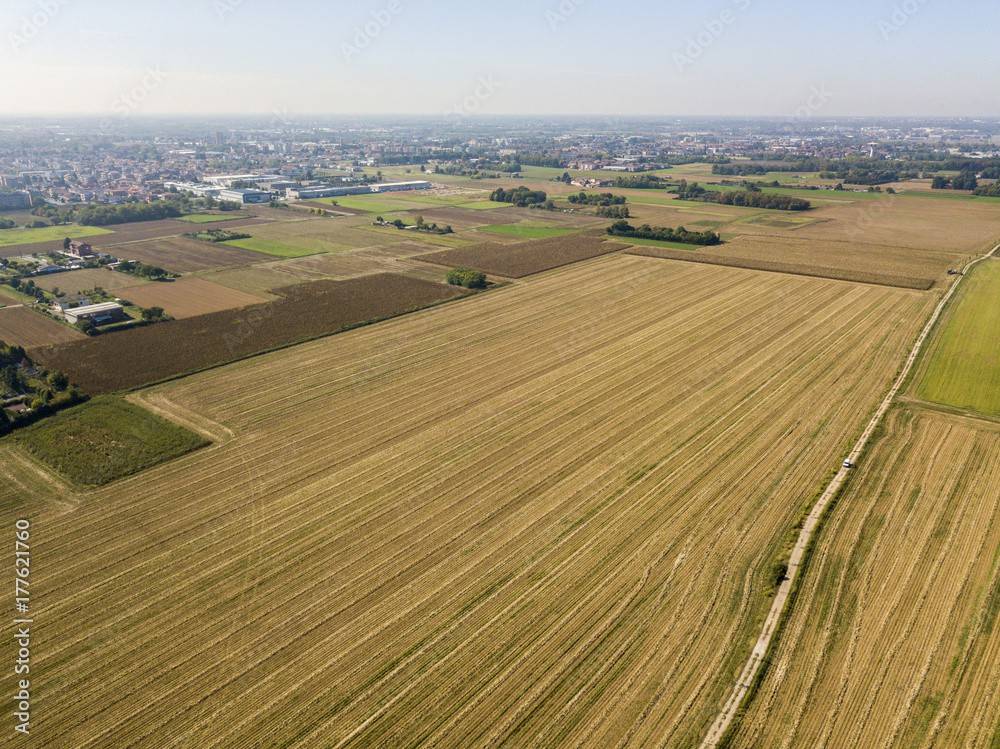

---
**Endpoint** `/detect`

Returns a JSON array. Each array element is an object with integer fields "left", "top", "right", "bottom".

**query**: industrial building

[
  {"left": 62, "top": 302, "right": 127, "bottom": 326},
  {"left": 163, "top": 181, "right": 223, "bottom": 198},
  {"left": 204, "top": 173, "right": 284, "bottom": 188},
  {"left": 286, "top": 180, "right": 432, "bottom": 200},
  {"left": 217, "top": 188, "right": 272, "bottom": 204}
]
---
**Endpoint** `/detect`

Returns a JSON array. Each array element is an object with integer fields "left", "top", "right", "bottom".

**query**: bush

[
  {"left": 446, "top": 267, "right": 487, "bottom": 289},
  {"left": 606, "top": 220, "right": 721, "bottom": 246}
]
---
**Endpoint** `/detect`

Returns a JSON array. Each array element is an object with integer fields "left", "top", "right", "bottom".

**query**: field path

[{"left": 701, "top": 241, "right": 1000, "bottom": 747}]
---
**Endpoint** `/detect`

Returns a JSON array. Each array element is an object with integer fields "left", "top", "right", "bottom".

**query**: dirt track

[{"left": 700, "top": 241, "right": 1000, "bottom": 747}]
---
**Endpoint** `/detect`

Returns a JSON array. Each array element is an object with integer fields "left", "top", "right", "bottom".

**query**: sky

[{"left": 2, "top": 0, "right": 999, "bottom": 118}]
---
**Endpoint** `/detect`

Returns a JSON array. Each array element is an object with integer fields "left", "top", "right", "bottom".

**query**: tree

[
  {"left": 141, "top": 306, "right": 166, "bottom": 321},
  {"left": 63, "top": 237, "right": 72, "bottom": 250},
  {"left": 47, "top": 370, "right": 69, "bottom": 391},
  {"left": 446, "top": 267, "right": 487, "bottom": 289}
]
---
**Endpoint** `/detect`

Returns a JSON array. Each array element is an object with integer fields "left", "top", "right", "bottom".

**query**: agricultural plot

[
  {"left": 731, "top": 406, "right": 1000, "bottom": 749},
  {"left": 32, "top": 267, "right": 147, "bottom": 295},
  {"left": 627, "top": 245, "right": 936, "bottom": 290},
  {"left": 226, "top": 218, "right": 397, "bottom": 257},
  {"left": 913, "top": 258, "right": 1000, "bottom": 416},
  {"left": 476, "top": 223, "right": 576, "bottom": 240},
  {"left": 116, "top": 277, "right": 266, "bottom": 319},
  {"left": 30, "top": 274, "right": 469, "bottom": 393},
  {"left": 418, "top": 234, "right": 627, "bottom": 278},
  {"left": 0, "top": 224, "right": 112, "bottom": 249},
  {"left": 0, "top": 305, "right": 81, "bottom": 347},
  {"left": 114, "top": 236, "right": 264, "bottom": 272},
  {"left": 11, "top": 396, "right": 208, "bottom": 486},
  {"left": 177, "top": 213, "right": 246, "bottom": 224},
  {"left": 8, "top": 256, "right": 935, "bottom": 748}
]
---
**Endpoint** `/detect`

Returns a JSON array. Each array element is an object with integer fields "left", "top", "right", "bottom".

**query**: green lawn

[
  {"left": 478, "top": 224, "right": 575, "bottom": 239},
  {"left": 221, "top": 237, "right": 325, "bottom": 258},
  {"left": 0, "top": 225, "right": 113, "bottom": 248},
  {"left": 314, "top": 195, "right": 434, "bottom": 213},
  {"left": 915, "top": 259, "right": 1000, "bottom": 417},
  {"left": 12, "top": 396, "right": 208, "bottom": 486},
  {"left": 178, "top": 213, "right": 245, "bottom": 224}
]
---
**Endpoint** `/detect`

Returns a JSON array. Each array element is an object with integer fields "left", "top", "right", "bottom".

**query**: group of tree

[
  {"left": 115, "top": 260, "right": 172, "bottom": 280},
  {"left": 489, "top": 186, "right": 550, "bottom": 208},
  {"left": 932, "top": 170, "right": 979, "bottom": 191},
  {"left": 0, "top": 218, "right": 16, "bottom": 229},
  {"left": 566, "top": 191, "right": 626, "bottom": 206},
  {"left": 75, "top": 201, "right": 183, "bottom": 226},
  {"left": 7, "top": 277, "right": 48, "bottom": 302},
  {"left": 187, "top": 228, "right": 252, "bottom": 243},
  {"left": 675, "top": 181, "right": 810, "bottom": 211},
  {"left": 606, "top": 220, "right": 722, "bottom": 246},
  {"left": 374, "top": 215, "right": 454, "bottom": 235},
  {"left": 0, "top": 340, "right": 83, "bottom": 434},
  {"left": 446, "top": 267, "right": 487, "bottom": 289},
  {"left": 596, "top": 205, "right": 630, "bottom": 219},
  {"left": 972, "top": 181, "right": 1000, "bottom": 197},
  {"left": 612, "top": 174, "right": 668, "bottom": 189},
  {"left": 712, "top": 159, "right": 823, "bottom": 176},
  {"left": 515, "top": 154, "right": 566, "bottom": 168}
]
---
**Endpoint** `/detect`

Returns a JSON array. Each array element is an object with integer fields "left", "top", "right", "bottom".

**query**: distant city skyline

[{"left": 3, "top": 0, "right": 999, "bottom": 118}]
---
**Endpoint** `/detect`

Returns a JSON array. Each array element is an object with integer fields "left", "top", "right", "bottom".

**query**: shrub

[{"left": 446, "top": 267, "right": 487, "bottom": 289}]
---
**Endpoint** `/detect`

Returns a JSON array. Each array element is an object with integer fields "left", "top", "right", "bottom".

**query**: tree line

[
  {"left": 489, "top": 187, "right": 553, "bottom": 208},
  {"left": 567, "top": 191, "right": 626, "bottom": 206},
  {"left": 606, "top": 220, "right": 721, "bottom": 246},
  {"left": 675, "top": 181, "right": 810, "bottom": 211}
]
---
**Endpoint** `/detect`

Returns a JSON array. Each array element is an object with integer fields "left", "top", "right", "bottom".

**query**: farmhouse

[
  {"left": 62, "top": 301, "right": 127, "bottom": 326},
  {"left": 65, "top": 240, "right": 97, "bottom": 258}
]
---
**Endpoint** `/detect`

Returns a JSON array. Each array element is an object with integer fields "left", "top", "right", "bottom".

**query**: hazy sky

[{"left": 3, "top": 0, "right": 998, "bottom": 117}]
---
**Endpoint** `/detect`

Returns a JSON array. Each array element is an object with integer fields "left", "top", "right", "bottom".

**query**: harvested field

[
  {"left": 418, "top": 234, "right": 627, "bottom": 277},
  {"left": 731, "top": 406, "right": 1000, "bottom": 748},
  {"left": 114, "top": 236, "right": 265, "bottom": 272},
  {"left": 98, "top": 217, "right": 272, "bottom": 246},
  {"left": 0, "top": 305, "right": 81, "bottom": 347},
  {"left": 914, "top": 258, "right": 1000, "bottom": 416},
  {"left": 32, "top": 267, "right": 147, "bottom": 295},
  {"left": 0, "top": 224, "right": 112, "bottom": 249},
  {"left": 116, "top": 277, "right": 266, "bottom": 319},
  {"left": 8, "top": 256, "right": 934, "bottom": 747},
  {"left": 30, "top": 274, "right": 468, "bottom": 393},
  {"left": 627, "top": 244, "right": 936, "bottom": 290}
]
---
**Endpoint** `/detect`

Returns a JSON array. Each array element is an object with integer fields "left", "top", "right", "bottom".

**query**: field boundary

[
  {"left": 626, "top": 246, "right": 935, "bottom": 290},
  {"left": 702, "top": 240, "right": 1000, "bottom": 747}
]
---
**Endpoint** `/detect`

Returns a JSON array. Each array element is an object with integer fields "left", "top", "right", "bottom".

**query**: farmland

[
  {"left": 478, "top": 223, "right": 576, "bottom": 239},
  {"left": 0, "top": 224, "right": 112, "bottom": 248},
  {"left": 29, "top": 274, "right": 469, "bottom": 393},
  {"left": 113, "top": 236, "right": 264, "bottom": 272},
  {"left": 730, "top": 406, "right": 1000, "bottom": 748},
  {"left": 222, "top": 236, "right": 329, "bottom": 258},
  {"left": 32, "top": 267, "right": 148, "bottom": 295},
  {"left": 2, "top": 255, "right": 936, "bottom": 747},
  {"left": 418, "top": 234, "right": 627, "bottom": 278},
  {"left": 177, "top": 213, "right": 246, "bottom": 224},
  {"left": 0, "top": 305, "right": 82, "bottom": 347},
  {"left": 116, "top": 277, "right": 266, "bottom": 319},
  {"left": 12, "top": 395, "right": 208, "bottom": 486},
  {"left": 913, "top": 258, "right": 1000, "bottom": 416}
]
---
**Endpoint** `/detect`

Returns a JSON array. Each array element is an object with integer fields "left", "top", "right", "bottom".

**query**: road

[{"left": 700, "top": 243, "right": 1000, "bottom": 747}]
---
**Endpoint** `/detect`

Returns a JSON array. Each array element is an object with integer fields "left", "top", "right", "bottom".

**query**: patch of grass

[
  {"left": 621, "top": 237, "right": 702, "bottom": 250},
  {"left": 478, "top": 224, "right": 575, "bottom": 239},
  {"left": 0, "top": 225, "right": 113, "bottom": 248},
  {"left": 456, "top": 200, "right": 514, "bottom": 210},
  {"left": 915, "top": 259, "right": 1000, "bottom": 416},
  {"left": 221, "top": 237, "right": 324, "bottom": 258},
  {"left": 11, "top": 396, "right": 208, "bottom": 485},
  {"left": 314, "top": 195, "right": 433, "bottom": 213},
  {"left": 177, "top": 213, "right": 245, "bottom": 224}
]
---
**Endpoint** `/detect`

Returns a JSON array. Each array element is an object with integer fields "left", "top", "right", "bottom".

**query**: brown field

[
  {"left": 732, "top": 406, "right": 1000, "bottom": 748},
  {"left": 116, "top": 277, "right": 267, "bottom": 318},
  {"left": 97, "top": 216, "right": 272, "bottom": 246},
  {"left": 0, "top": 305, "right": 82, "bottom": 347},
  {"left": 113, "top": 236, "right": 265, "bottom": 272},
  {"left": 4, "top": 256, "right": 936, "bottom": 747},
  {"left": 627, "top": 244, "right": 936, "bottom": 290},
  {"left": 30, "top": 274, "right": 468, "bottom": 393},
  {"left": 418, "top": 234, "right": 627, "bottom": 278},
  {"left": 32, "top": 267, "right": 148, "bottom": 295},
  {"left": 714, "top": 234, "right": 962, "bottom": 286}
]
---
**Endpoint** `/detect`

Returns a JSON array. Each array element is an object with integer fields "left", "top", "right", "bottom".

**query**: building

[
  {"left": 64, "top": 240, "right": 97, "bottom": 259},
  {"left": 217, "top": 188, "right": 271, "bottom": 204},
  {"left": 0, "top": 190, "right": 32, "bottom": 209},
  {"left": 62, "top": 302, "right": 127, "bottom": 326},
  {"left": 163, "top": 181, "right": 223, "bottom": 198},
  {"left": 285, "top": 180, "right": 432, "bottom": 200},
  {"left": 204, "top": 173, "right": 284, "bottom": 188}
]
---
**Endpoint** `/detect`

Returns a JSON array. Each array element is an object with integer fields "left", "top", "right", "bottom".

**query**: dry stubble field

[
  {"left": 6, "top": 255, "right": 937, "bottom": 747},
  {"left": 731, "top": 406, "right": 1000, "bottom": 748}
]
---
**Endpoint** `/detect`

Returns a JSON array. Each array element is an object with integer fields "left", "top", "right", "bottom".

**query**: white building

[{"left": 217, "top": 188, "right": 272, "bottom": 204}]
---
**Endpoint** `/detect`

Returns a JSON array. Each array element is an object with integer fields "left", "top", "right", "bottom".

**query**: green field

[
  {"left": 618, "top": 237, "right": 704, "bottom": 251},
  {"left": 478, "top": 223, "right": 575, "bottom": 239},
  {"left": 315, "top": 195, "right": 436, "bottom": 213},
  {"left": 177, "top": 213, "right": 245, "bottom": 224},
  {"left": 11, "top": 396, "right": 208, "bottom": 485},
  {"left": 221, "top": 237, "right": 325, "bottom": 258},
  {"left": 0, "top": 225, "right": 113, "bottom": 248},
  {"left": 915, "top": 259, "right": 1000, "bottom": 416}
]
